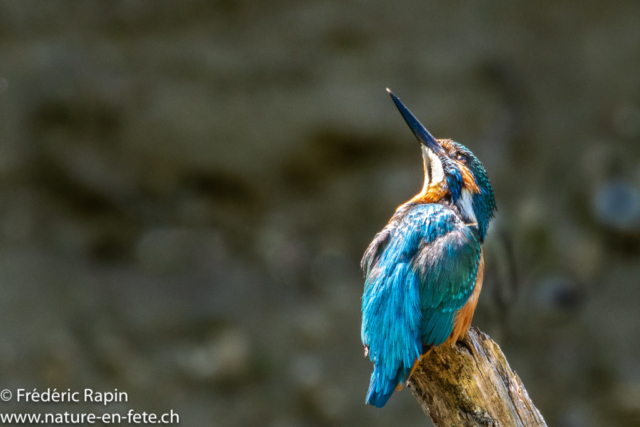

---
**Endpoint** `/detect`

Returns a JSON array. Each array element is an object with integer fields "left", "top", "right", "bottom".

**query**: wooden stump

[{"left": 407, "top": 327, "right": 547, "bottom": 427}]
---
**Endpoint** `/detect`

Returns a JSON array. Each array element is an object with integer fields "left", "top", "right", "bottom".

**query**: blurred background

[{"left": 0, "top": 1, "right": 639, "bottom": 426}]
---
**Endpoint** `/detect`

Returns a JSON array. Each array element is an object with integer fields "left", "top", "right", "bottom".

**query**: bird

[{"left": 361, "top": 89, "right": 497, "bottom": 408}]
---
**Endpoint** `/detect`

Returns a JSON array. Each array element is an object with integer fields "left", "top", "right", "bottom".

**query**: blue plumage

[
  {"left": 361, "top": 90, "right": 496, "bottom": 408},
  {"left": 361, "top": 204, "right": 481, "bottom": 407}
]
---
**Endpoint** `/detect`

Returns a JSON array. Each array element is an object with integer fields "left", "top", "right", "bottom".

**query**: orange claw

[{"left": 396, "top": 350, "right": 433, "bottom": 391}]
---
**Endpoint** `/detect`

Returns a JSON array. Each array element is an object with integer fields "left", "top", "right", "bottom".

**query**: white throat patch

[
  {"left": 457, "top": 189, "right": 477, "bottom": 225},
  {"left": 421, "top": 145, "right": 444, "bottom": 191}
]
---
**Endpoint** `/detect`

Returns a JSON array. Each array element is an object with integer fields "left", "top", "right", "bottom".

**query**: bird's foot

[{"left": 406, "top": 349, "right": 433, "bottom": 386}]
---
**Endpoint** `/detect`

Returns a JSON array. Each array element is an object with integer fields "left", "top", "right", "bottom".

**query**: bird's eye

[{"left": 455, "top": 153, "right": 467, "bottom": 162}]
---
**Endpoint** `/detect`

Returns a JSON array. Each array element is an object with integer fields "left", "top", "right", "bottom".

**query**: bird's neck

[
  {"left": 405, "top": 187, "right": 481, "bottom": 234},
  {"left": 455, "top": 189, "right": 478, "bottom": 227},
  {"left": 408, "top": 182, "right": 447, "bottom": 204}
]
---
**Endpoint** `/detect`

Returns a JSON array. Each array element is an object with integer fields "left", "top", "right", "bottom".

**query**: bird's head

[{"left": 388, "top": 89, "right": 496, "bottom": 241}]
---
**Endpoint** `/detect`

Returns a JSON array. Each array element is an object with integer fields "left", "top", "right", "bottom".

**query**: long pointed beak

[{"left": 387, "top": 89, "right": 444, "bottom": 155}]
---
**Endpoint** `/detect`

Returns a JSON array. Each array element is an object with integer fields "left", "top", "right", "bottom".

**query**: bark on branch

[{"left": 407, "top": 327, "right": 547, "bottom": 427}]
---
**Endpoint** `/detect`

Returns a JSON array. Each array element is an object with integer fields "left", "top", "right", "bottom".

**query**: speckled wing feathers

[{"left": 361, "top": 203, "right": 481, "bottom": 407}]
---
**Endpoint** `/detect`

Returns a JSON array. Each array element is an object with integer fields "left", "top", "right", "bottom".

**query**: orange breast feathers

[{"left": 447, "top": 249, "right": 484, "bottom": 345}]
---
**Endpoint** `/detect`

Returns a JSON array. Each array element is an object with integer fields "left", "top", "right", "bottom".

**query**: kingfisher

[{"left": 361, "top": 89, "right": 497, "bottom": 408}]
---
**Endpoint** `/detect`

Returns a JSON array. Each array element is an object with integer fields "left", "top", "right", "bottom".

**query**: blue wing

[{"left": 361, "top": 203, "right": 481, "bottom": 407}]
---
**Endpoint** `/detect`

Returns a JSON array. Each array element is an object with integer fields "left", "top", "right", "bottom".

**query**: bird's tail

[{"left": 365, "top": 364, "right": 406, "bottom": 408}]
